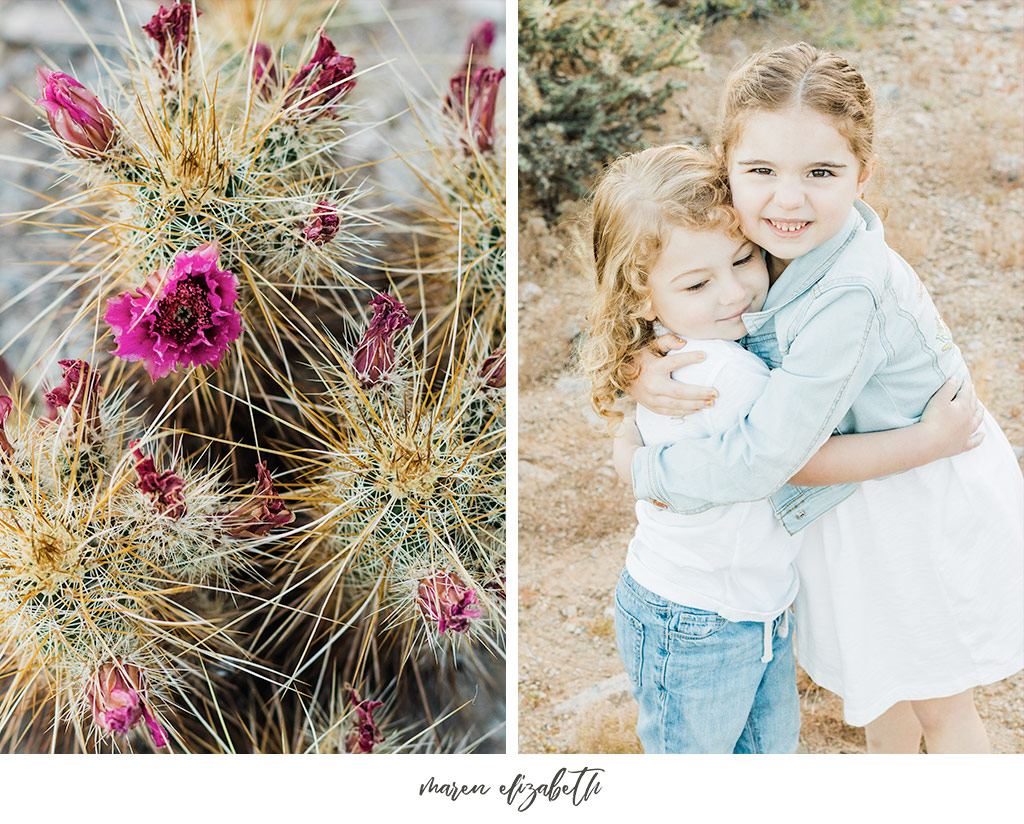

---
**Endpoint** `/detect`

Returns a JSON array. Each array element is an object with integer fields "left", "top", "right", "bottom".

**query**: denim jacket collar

[{"left": 742, "top": 202, "right": 876, "bottom": 335}]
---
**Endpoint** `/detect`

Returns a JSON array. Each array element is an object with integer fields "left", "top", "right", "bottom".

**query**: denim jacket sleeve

[{"left": 632, "top": 284, "right": 886, "bottom": 512}]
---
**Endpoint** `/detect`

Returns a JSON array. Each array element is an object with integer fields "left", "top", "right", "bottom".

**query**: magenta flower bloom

[
  {"left": 479, "top": 348, "right": 506, "bottom": 389},
  {"left": 0, "top": 395, "right": 13, "bottom": 458},
  {"left": 286, "top": 33, "right": 356, "bottom": 113},
  {"left": 104, "top": 243, "right": 241, "bottom": 381},
  {"left": 445, "top": 66, "right": 505, "bottom": 154},
  {"left": 130, "top": 441, "right": 187, "bottom": 519},
  {"left": 226, "top": 461, "right": 294, "bottom": 538},
  {"left": 90, "top": 661, "right": 168, "bottom": 747},
  {"left": 251, "top": 42, "right": 278, "bottom": 99},
  {"left": 345, "top": 690, "right": 385, "bottom": 754},
  {"left": 353, "top": 293, "right": 413, "bottom": 388},
  {"left": 301, "top": 201, "right": 340, "bottom": 247},
  {"left": 44, "top": 359, "right": 103, "bottom": 435},
  {"left": 143, "top": 1, "right": 197, "bottom": 73},
  {"left": 35, "top": 68, "right": 116, "bottom": 159},
  {"left": 417, "top": 571, "right": 483, "bottom": 635}
]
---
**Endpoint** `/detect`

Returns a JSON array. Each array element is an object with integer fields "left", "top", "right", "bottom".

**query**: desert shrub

[
  {"left": 518, "top": 0, "right": 701, "bottom": 216},
  {"left": 657, "top": 0, "right": 804, "bottom": 24}
]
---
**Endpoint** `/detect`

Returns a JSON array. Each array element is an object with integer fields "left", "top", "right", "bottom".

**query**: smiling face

[
  {"left": 644, "top": 226, "right": 769, "bottom": 341},
  {"left": 727, "top": 106, "right": 874, "bottom": 276}
]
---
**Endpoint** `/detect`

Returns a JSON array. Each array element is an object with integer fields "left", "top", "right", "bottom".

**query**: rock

[
  {"left": 552, "top": 673, "right": 632, "bottom": 716},
  {"left": 555, "top": 375, "right": 587, "bottom": 395},
  {"left": 581, "top": 404, "right": 604, "bottom": 428},
  {"left": 877, "top": 83, "right": 902, "bottom": 103},
  {"left": 519, "top": 460, "right": 557, "bottom": 486},
  {"left": 989, "top": 151, "right": 1021, "bottom": 183},
  {"left": 520, "top": 281, "right": 543, "bottom": 303},
  {"left": 526, "top": 216, "right": 547, "bottom": 235}
]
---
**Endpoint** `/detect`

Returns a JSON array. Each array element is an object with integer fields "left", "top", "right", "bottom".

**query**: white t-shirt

[{"left": 626, "top": 338, "right": 802, "bottom": 622}]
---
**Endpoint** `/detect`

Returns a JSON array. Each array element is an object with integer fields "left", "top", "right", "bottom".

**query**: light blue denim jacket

[{"left": 632, "top": 201, "right": 969, "bottom": 534}]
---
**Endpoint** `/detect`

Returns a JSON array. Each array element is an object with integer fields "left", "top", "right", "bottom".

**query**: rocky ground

[{"left": 518, "top": 0, "right": 1023, "bottom": 754}]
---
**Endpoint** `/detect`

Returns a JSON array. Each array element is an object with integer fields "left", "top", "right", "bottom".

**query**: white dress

[{"left": 794, "top": 410, "right": 1024, "bottom": 726}]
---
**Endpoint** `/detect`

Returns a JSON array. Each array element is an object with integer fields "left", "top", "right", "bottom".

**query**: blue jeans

[{"left": 614, "top": 569, "right": 800, "bottom": 753}]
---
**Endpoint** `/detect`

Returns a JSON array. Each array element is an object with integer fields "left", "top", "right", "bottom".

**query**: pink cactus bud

[
  {"left": 479, "top": 348, "right": 506, "bottom": 389},
  {"left": 464, "top": 21, "right": 495, "bottom": 67},
  {"left": 104, "top": 242, "right": 241, "bottom": 381},
  {"left": 445, "top": 66, "right": 505, "bottom": 154},
  {"left": 0, "top": 395, "right": 14, "bottom": 458},
  {"left": 286, "top": 33, "right": 356, "bottom": 113},
  {"left": 0, "top": 354, "right": 15, "bottom": 396},
  {"left": 417, "top": 571, "right": 483, "bottom": 635},
  {"left": 251, "top": 42, "right": 278, "bottom": 99},
  {"left": 90, "top": 661, "right": 167, "bottom": 747},
  {"left": 345, "top": 689, "right": 385, "bottom": 754},
  {"left": 352, "top": 293, "right": 413, "bottom": 388},
  {"left": 35, "top": 68, "right": 116, "bottom": 159},
  {"left": 143, "top": 1, "right": 197, "bottom": 74},
  {"left": 44, "top": 359, "right": 102, "bottom": 435},
  {"left": 301, "top": 201, "right": 340, "bottom": 246},
  {"left": 227, "top": 461, "right": 294, "bottom": 538},
  {"left": 484, "top": 571, "right": 506, "bottom": 601},
  {"left": 130, "top": 441, "right": 187, "bottom": 519}
]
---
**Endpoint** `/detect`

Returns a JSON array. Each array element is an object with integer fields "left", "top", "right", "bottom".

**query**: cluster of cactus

[
  {"left": 518, "top": 0, "right": 702, "bottom": 215},
  {"left": 0, "top": 359, "right": 290, "bottom": 752},
  {"left": 2, "top": 0, "right": 505, "bottom": 753}
]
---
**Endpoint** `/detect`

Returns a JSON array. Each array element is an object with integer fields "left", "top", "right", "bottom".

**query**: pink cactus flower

[
  {"left": 286, "top": 33, "right": 356, "bottom": 113},
  {"left": 44, "top": 359, "right": 103, "bottom": 435},
  {"left": 251, "top": 42, "right": 278, "bottom": 99},
  {"left": 345, "top": 690, "right": 385, "bottom": 754},
  {"left": 35, "top": 68, "right": 116, "bottom": 159},
  {"left": 417, "top": 571, "right": 483, "bottom": 635},
  {"left": 479, "top": 348, "right": 506, "bottom": 389},
  {"left": 445, "top": 66, "right": 505, "bottom": 154},
  {"left": 226, "top": 461, "right": 294, "bottom": 538},
  {"left": 90, "top": 661, "right": 168, "bottom": 747},
  {"left": 352, "top": 293, "right": 413, "bottom": 388},
  {"left": 104, "top": 243, "right": 241, "bottom": 381},
  {"left": 130, "top": 441, "right": 187, "bottom": 518},
  {"left": 143, "top": 1, "right": 197, "bottom": 73},
  {"left": 0, "top": 395, "right": 13, "bottom": 458},
  {"left": 301, "top": 201, "right": 340, "bottom": 246}
]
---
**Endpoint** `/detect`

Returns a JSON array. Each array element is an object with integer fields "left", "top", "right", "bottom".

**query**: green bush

[{"left": 518, "top": 0, "right": 702, "bottom": 215}]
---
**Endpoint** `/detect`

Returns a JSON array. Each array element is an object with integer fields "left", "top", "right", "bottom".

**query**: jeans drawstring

[
  {"left": 760, "top": 610, "right": 790, "bottom": 664},
  {"left": 761, "top": 620, "right": 773, "bottom": 664}
]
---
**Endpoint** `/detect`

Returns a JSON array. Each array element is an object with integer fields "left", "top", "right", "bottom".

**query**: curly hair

[{"left": 579, "top": 144, "right": 737, "bottom": 426}]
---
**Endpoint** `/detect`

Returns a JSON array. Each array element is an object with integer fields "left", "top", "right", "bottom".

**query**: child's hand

[
  {"left": 919, "top": 378, "right": 985, "bottom": 458},
  {"left": 612, "top": 417, "right": 644, "bottom": 486},
  {"left": 626, "top": 333, "right": 716, "bottom": 417}
]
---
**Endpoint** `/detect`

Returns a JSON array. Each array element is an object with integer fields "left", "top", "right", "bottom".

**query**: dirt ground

[{"left": 518, "top": 0, "right": 1024, "bottom": 754}]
